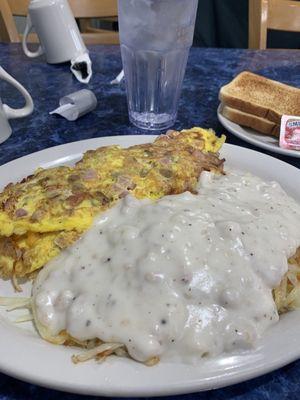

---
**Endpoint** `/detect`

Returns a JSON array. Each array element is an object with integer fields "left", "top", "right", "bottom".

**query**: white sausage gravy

[{"left": 33, "top": 170, "right": 300, "bottom": 363}]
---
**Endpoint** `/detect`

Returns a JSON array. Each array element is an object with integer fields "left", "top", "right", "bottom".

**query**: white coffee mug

[
  {"left": 0, "top": 66, "right": 34, "bottom": 144},
  {"left": 22, "top": 0, "right": 87, "bottom": 64}
]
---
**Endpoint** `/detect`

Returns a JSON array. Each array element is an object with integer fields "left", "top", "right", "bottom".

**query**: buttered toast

[{"left": 219, "top": 71, "right": 300, "bottom": 125}]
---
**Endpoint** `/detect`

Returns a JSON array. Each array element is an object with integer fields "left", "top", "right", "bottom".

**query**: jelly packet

[{"left": 279, "top": 115, "right": 300, "bottom": 151}]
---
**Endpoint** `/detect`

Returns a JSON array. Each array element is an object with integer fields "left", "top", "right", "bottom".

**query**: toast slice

[
  {"left": 220, "top": 103, "right": 280, "bottom": 137},
  {"left": 219, "top": 71, "right": 300, "bottom": 125}
]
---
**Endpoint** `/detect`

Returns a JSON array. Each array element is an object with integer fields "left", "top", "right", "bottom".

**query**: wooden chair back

[
  {"left": 0, "top": 0, "right": 119, "bottom": 44},
  {"left": 249, "top": 0, "right": 300, "bottom": 49},
  {"left": 0, "top": 0, "right": 19, "bottom": 42}
]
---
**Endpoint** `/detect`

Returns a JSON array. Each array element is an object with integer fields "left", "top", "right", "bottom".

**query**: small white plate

[
  {"left": 217, "top": 104, "right": 300, "bottom": 158},
  {"left": 1, "top": 135, "right": 300, "bottom": 397}
]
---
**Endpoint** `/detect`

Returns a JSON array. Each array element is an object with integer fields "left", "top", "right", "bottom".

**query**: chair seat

[
  {"left": 82, "top": 30, "right": 119, "bottom": 45},
  {"left": 20, "top": 32, "right": 39, "bottom": 43}
]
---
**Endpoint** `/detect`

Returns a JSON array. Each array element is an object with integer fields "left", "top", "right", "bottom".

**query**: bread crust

[{"left": 221, "top": 104, "right": 279, "bottom": 137}]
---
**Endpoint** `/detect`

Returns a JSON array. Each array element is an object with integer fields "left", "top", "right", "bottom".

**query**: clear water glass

[{"left": 118, "top": 0, "right": 198, "bottom": 130}]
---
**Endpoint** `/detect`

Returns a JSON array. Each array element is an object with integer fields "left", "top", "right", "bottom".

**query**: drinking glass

[{"left": 118, "top": 0, "right": 198, "bottom": 130}]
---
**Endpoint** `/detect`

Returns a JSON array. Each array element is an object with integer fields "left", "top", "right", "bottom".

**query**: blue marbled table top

[{"left": 0, "top": 44, "right": 300, "bottom": 399}]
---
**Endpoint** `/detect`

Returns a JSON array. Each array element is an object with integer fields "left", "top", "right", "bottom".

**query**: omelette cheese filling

[
  {"left": 0, "top": 128, "right": 225, "bottom": 281},
  {"left": 28, "top": 169, "right": 300, "bottom": 364}
]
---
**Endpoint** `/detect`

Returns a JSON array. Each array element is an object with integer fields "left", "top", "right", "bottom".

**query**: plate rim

[
  {"left": 0, "top": 135, "right": 300, "bottom": 397},
  {"left": 217, "top": 104, "right": 300, "bottom": 158}
]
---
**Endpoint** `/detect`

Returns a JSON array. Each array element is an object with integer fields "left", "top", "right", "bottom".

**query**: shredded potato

[
  {"left": 273, "top": 248, "right": 300, "bottom": 313},
  {"left": 71, "top": 343, "right": 125, "bottom": 364}
]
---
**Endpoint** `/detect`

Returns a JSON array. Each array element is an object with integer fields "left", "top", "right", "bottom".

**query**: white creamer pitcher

[{"left": 22, "top": 0, "right": 92, "bottom": 82}]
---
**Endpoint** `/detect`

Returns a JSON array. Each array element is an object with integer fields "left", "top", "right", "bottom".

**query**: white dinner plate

[
  {"left": 217, "top": 104, "right": 300, "bottom": 158},
  {"left": 1, "top": 135, "right": 300, "bottom": 397}
]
